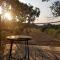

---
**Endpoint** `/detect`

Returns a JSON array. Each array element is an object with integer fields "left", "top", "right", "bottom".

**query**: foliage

[
  {"left": 42, "top": 0, "right": 50, "bottom": 2},
  {"left": 1, "top": 0, "right": 40, "bottom": 23},
  {"left": 41, "top": 24, "right": 60, "bottom": 39},
  {"left": 50, "top": 1, "right": 60, "bottom": 17}
]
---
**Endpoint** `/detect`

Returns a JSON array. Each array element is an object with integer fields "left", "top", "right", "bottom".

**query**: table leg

[
  {"left": 24, "top": 40, "right": 29, "bottom": 60},
  {"left": 9, "top": 42, "right": 13, "bottom": 60}
]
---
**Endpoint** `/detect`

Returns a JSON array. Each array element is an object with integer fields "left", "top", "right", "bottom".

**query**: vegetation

[
  {"left": 4, "top": 0, "right": 40, "bottom": 23},
  {"left": 50, "top": 1, "right": 60, "bottom": 17},
  {"left": 0, "top": 0, "right": 60, "bottom": 59},
  {"left": 41, "top": 24, "right": 60, "bottom": 39},
  {"left": 42, "top": 0, "right": 50, "bottom": 2}
]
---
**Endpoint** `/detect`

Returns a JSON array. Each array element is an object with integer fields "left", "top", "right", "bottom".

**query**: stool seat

[
  {"left": 6, "top": 35, "right": 32, "bottom": 41},
  {"left": 5, "top": 35, "right": 32, "bottom": 44}
]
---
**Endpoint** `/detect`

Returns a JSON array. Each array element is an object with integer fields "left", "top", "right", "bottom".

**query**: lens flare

[
  {"left": 0, "top": 6, "right": 3, "bottom": 14},
  {"left": 4, "top": 12, "right": 13, "bottom": 21}
]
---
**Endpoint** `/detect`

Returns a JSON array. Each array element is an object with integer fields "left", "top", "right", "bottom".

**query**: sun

[{"left": 4, "top": 12, "right": 13, "bottom": 21}]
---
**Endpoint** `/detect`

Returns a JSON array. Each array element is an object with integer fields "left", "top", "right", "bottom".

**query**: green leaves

[
  {"left": 9, "top": 0, "right": 40, "bottom": 23},
  {"left": 50, "top": 1, "right": 60, "bottom": 17}
]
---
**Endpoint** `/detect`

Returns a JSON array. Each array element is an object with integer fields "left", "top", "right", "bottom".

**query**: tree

[
  {"left": 1, "top": 0, "right": 40, "bottom": 23},
  {"left": 0, "top": 0, "right": 40, "bottom": 35},
  {"left": 50, "top": 1, "right": 60, "bottom": 17},
  {"left": 27, "top": 6, "right": 40, "bottom": 23},
  {"left": 42, "top": 0, "right": 50, "bottom": 2}
]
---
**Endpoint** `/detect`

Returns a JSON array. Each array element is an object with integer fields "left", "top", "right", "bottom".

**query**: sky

[{"left": 19, "top": 0, "right": 60, "bottom": 24}]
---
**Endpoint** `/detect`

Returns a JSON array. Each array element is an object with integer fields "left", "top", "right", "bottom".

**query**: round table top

[{"left": 6, "top": 35, "right": 32, "bottom": 41}]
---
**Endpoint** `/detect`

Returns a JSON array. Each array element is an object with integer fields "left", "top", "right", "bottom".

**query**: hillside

[{"left": 1, "top": 22, "right": 60, "bottom": 60}]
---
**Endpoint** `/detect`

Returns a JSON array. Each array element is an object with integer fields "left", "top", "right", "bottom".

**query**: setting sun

[{"left": 4, "top": 12, "right": 13, "bottom": 21}]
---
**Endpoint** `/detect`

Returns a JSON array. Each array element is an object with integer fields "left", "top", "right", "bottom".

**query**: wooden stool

[{"left": 6, "top": 35, "right": 32, "bottom": 60}]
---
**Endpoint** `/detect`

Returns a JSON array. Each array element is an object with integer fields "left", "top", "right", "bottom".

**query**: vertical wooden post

[
  {"left": 24, "top": 40, "right": 29, "bottom": 60},
  {"left": 9, "top": 41, "right": 13, "bottom": 60}
]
